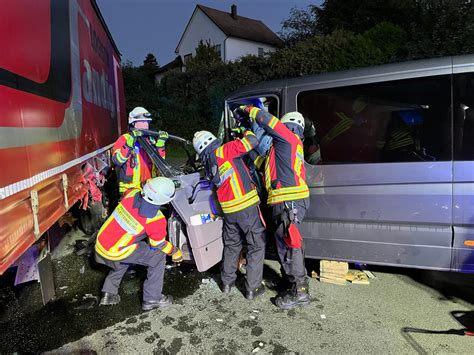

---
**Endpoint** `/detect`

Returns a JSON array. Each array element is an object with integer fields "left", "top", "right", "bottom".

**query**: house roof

[
  {"left": 153, "top": 56, "right": 183, "bottom": 76},
  {"left": 176, "top": 4, "right": 284, "bottom": 53}
]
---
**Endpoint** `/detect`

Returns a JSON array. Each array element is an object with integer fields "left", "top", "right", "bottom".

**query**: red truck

[{"left": 0, "top": 0, "right": 126, "bottom": 281}]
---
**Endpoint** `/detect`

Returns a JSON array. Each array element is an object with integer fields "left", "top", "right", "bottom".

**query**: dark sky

[{"left": 96, "top": 0, "right": 320, "bottom": 66}]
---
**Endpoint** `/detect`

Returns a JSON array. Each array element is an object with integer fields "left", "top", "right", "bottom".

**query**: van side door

[{"left": 293, "top": 71, "right": 454, "bottom": 270}]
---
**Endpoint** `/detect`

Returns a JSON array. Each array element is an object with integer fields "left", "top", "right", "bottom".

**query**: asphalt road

[
  {"left": 1, "top": 228, "right": 473, "bottom": 354},
  {"left": 50, "top": 263, "right": 473, "bottom": 354}
]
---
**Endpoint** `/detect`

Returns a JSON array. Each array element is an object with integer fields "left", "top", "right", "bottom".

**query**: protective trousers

[
  {"left": 272, "top": 200, "right": 308, "bottom": 284},
  {"left": 95, "top": 241, "right": 166, "bottom": 302},
  {"left": 221, "top": 205, "right": 266, "bottom": 291}
]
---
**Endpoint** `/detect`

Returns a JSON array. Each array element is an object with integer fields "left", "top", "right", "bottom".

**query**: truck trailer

[{"left": 0, "top": 0, "right": 127, "bottom": 295}]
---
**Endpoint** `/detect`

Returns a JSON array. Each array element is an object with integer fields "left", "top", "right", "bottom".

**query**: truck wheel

[{"left": 79, "top": 201, "right": 106, "bottom": 235}]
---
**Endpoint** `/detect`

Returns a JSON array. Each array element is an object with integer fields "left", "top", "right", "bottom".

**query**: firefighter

[
  {"left": 192, "top": 130, "right": 266, "bottom": 300},
  {"left": 112, "top": 106, "right": 169, "bottom": 195},
  {"left": 238, "top": 106, "right": 310, "bottom": 310},
  {"left": 95, "top": 177, "right": 183, "bottom": 311},
  {"left": 381, "top": 110, "right": 429, "bottom": 162}
]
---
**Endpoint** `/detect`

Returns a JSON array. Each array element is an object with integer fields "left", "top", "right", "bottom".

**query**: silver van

[{"left": 223, "top": 55, "right": 474, "bottom": 273}]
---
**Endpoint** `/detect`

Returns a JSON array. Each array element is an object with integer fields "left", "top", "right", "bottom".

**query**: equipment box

[
  {"left": 190, "top": 237, "right": 223, "bottom": 272},
  {"left": 171, "top": 173, "right": 224, "bottom": 272}
]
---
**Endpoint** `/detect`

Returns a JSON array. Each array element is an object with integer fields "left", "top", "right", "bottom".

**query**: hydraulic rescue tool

[{"left": 136, "top": 131, "right": 224, "bottom": 272}]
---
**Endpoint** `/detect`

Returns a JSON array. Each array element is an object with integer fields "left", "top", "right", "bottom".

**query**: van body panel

[
  {"left": 452, "top": 54, "right": 474, "bottom": 73},
  {"left": 306, "top": 175, "right": 452, "bottom": 224},
  {"left": 452, "top": 163, "right": 474, "bottom": 272},
  {"left": 305, "top": 162, "right": 452, "bottom": 225},
  {"left": 304, "top": 162, "right": 452, "bottom": 269},
  {"left": 302, "top": 220, "right": 452, "bottom": 271},
  {"left": 452, "top": 227, "right": 474, "bottom": 272}
]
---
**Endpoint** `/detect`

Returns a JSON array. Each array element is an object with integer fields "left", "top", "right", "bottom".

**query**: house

[{"left": 176, "top": 4, "right": 283, "bottom": 64}]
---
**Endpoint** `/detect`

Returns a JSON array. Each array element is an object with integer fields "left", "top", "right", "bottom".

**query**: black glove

[
  {"left": 281, "top": 209, "right": 291, "bottom": 230},
  {"left": 232, "top": 105, "right": 251, "bottom": 122}
]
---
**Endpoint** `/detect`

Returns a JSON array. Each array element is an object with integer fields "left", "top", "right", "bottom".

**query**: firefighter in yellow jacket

[
  {"left": 192, "top": 130, "right": 266, "bottom": 300},
  {"left": 112, "top": 107, "right": 169, "bottom": 194},
  {"left": 95, "top": 177, "right": 182, "bottom": 311},
  {"left": 238, "top": 106, "right": 310, "bottom": 310}
]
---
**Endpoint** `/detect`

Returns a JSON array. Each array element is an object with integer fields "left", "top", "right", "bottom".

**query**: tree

[
  {"left": 363, "top": 22, "right": 406, "bottom": 62},
  {"left": 401, "top": 1, "right": 474, "bottom": 59},
  {"left": 314, "top": 0, "right": 418, "bottom": 35},
  {"left": 121, "top": 60, "right": 160, "bottom": 126},
  {"left": 280, "top": 6, "right": 319, "bottom": 44},
  {"left": 281, "top": 0, "right": 474, "bottom": 60},
  {"left": 186, "top": 40, "right": 222, "bottom": 70},
  {"left": 266, "top": 30, "right": 389, "bottom": 79},
  {"left": 142, "top": 53, "right": 159, "bottom": 75}
]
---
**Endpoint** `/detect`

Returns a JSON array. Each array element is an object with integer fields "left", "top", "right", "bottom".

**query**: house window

[
  {"left": 183, "top": 53, "right": 192, "bottom": 64},
  {"left": 213, "top": 44, "right": 222, "bottom": 60},
  {"left": 258, "top": 47, "right": 264, "bottom": 58}
]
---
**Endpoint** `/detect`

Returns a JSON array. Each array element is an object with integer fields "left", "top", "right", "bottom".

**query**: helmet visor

[{"left": 130, "top": 112, "right": 152, "bottom": 119}]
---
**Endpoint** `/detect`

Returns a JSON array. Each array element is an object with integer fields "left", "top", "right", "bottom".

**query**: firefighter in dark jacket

[
  {"left": 112, "top": 106, "right": 169, "bottom": 195},
  {"left": 192, "top": 129, "right": 266, "bottom": 300},
  {"left": 239, "top": 106, "right": 311, "bottom": 310},
  {"left": 95, "top": 177, "right": 183, "bottom": 311}
]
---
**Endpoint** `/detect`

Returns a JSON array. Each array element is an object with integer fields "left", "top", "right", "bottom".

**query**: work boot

[
  {"left": 275, "top": 279, "right": 310, "bottom": 310},
  {"left": 278, "top": 278, "right": 293, "bottom": 293},
  {"left": 246, "top": 284, "right": 266, "bottom": 300},
  {"left": 221, "top": 283, "right": 233, "bottom": 294},
  {"left": 142, "top": 295, "right": 173, "bottom": 311},
  {"left": 99, "top": 292, "right": 121, "bottom": 306}
]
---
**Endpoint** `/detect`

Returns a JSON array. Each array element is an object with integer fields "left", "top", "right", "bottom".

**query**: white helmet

[
  {"left": 192, "top": 130, "right": 218, "bottom": 154},
  {"left": 129, "top": 106, "right": 152, "bottom": 124},
  {"left": 281, "top": 112, "right": 305, "bottom": 130},
  {"left": 142, "top": 177, "right": 176, "bottom": 205}
]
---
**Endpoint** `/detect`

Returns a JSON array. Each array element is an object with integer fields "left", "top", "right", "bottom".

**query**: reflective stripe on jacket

[
  {"left": 214, "top": 131, "right": 260, "bottom": 214},
  {"left": 112, "top": 133, "right": 165, "bottom": 193},
  {"left": 249, "top": 108, "right": 309, "bottom": 205},
  {"left": 95, "top": 189, "right": 175, "bottom": 261}
]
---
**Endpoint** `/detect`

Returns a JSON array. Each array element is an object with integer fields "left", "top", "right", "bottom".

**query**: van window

[
  {"left": 228, "top": 96, "right": 279, "bottom": 117},
  {"left": 453, "top": 73, "right": 474, "bottom": 161},
  {"left": 221, "top": 96, "right": 279, "bottom": 142},
  {"left": 227, "top": 95, "right": 279, "bottom": 127},
  {"left": 297, "top": 75, "right": 452, "bottom": 164}
]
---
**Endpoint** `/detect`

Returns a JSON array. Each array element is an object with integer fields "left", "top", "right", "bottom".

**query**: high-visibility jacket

[
  {"left": 385, "top": 125, "right": 417, "bottom": 151},
  {"left": 248, "top": 108, "right": 309, "bottom": 205},
  {"left": 213, "top": 131, "right": 260, "bottom": 214},
  {"left": 95, "top": 189, "right": 176, "bottom": 261},
  {"left": 112, "top": 133, "right": 166, "bottom": 193}
]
